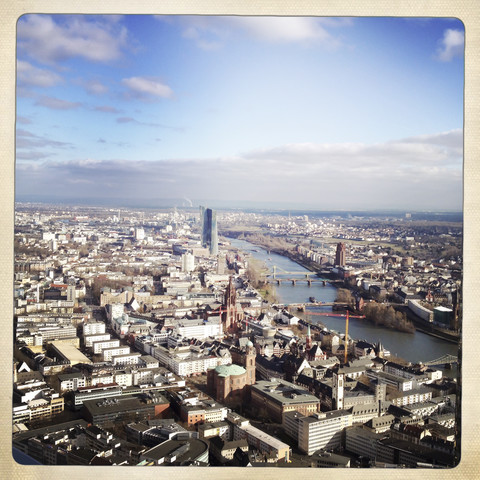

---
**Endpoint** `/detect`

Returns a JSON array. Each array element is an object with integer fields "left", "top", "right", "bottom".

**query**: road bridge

[
  {"left": 269, "top": 265, "right": 321, "bottom": 280},
  {"left": 267, "top": 278, "right": 328, "bottom": 286}
]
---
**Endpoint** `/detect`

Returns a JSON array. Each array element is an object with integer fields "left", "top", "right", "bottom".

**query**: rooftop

[
  {"left": 214, "top": 364, "right": 246, "bottom": 377},
  {"left": 252, "top": 379, "right": 319, "bottom": 405}
]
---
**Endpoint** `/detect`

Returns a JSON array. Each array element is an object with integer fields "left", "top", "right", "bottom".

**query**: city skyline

[{"left": 16, "top": 15, "right": 464, "bottom": 211}]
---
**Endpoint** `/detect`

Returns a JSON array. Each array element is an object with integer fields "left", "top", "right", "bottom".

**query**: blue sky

[{"left": 15, "top": 15, "right": 464, "bottom": 210}]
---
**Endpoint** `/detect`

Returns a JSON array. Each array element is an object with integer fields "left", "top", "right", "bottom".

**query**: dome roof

[{"left": 215, "top": 364, "right": 246, "bottom": 377}]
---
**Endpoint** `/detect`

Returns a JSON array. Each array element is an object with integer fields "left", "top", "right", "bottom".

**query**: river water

[{"left": 230, "top": 238, "right": 460, "bottom": 375}]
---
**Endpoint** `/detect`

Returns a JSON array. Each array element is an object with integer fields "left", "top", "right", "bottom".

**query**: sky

[{"left": 15, "top": 15, "right": 464, "bottom": 211}]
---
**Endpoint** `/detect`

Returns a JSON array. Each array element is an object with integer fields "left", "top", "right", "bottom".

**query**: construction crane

[{"left": 344, "top": 310, "right": 349, "bottom": 365}]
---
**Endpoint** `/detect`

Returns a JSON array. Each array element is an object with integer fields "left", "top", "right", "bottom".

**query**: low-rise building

[
  {"left": 232, "top": 421, "right": 291, "bottom": 463},
  {"left": 82, "top": 393, "right": 169, "bottom": 427},
  {"left": 73, "top": 383, "right": 122, "bottom": 410},
  {"left": 389, "top": 387, "right": 433, "bottom": 407},
  {"left": 84, "top": 333, "right": 111, "bottom": 348},
  {"left": 57, "top": 372, "right": 86, "bottom": 393},
  {"left": 197, "top": 421, "right": 230, "bottom": 440},
  {"left": 209, "top": 436, "right": 249, "bottom": 464},
  {"left": 112, "top": 352, "right": 142, "bottom": 366},
  {"left": 250, "top": 379, "right": 320, "bottom": 423},
  {"left": 102, "top": 346, "right": 130, "bottom": 362},
  {"left": 139, "top": 438, "right": 209, "bottom": 466}
]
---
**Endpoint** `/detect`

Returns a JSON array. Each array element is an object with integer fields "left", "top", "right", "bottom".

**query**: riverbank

[
  {"left": 226, "top": 233, "right": 461, "bottom": 345},
  {"left": 224, "top": 231, "right": 330, "bottom": 278},
  {"left": 229, "top": 236, "right": 459, "bottom": 366},
  {"left": 394, "top": 305, "right": 460, "bottom": 344}
]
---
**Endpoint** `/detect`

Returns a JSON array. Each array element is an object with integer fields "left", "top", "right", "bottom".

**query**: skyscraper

[
  {"left": 199, "top": 205, "right": 205, "bottom": 229},
  {"left": 335, "top": 242, "right": 346, "bottom": 267},
  {"left": 201, "top": 207, "right": 218, "bottom": 256}
]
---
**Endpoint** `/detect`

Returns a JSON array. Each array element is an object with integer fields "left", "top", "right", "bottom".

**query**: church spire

[{"left": 305, "top": 324, "right": 312, "bottom": 353}]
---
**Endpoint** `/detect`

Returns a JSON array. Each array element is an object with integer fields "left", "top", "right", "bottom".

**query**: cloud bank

[
  {"left": 16, "top": 130, "right": 463, "bottom": 210},
  {"left": 17, "top": 14, "right": 129, "bottom": 65}
]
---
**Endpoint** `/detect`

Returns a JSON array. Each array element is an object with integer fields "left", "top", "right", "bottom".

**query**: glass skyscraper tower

[{"left": 200, "top": 206, "right": 218, "bottom": 256}]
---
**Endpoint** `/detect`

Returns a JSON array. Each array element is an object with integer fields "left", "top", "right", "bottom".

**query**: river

[{"left": 229, "top": 238, "right": 460, "bottom": 376}]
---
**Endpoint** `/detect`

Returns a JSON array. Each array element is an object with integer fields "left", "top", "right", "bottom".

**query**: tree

[{"left": 336, "top": 288, "right": 354, "bottom": 307}]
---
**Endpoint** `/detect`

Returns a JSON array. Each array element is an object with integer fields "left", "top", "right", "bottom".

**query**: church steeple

[
  {"left": 305, "top": 324, "right": 312, "bottom": 355},
  {"left": 224, "top": 276, "right": 237, "bottom": 333}
]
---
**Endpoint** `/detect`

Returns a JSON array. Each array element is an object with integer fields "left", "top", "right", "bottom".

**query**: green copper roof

[{"left": 215, "top": 364, "right": 246, "bottom": 377}]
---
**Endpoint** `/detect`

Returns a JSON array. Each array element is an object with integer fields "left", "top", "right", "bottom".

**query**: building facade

[{"left": 335, "top": 242, "right": 346, "bottom": 267}]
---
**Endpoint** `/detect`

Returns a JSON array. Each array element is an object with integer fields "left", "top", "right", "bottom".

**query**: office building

[
  {"left": 250, "top": 379, "right": 320, "bottom": 423},
  {"left": 294, "top": 410, "right": 353, "bottom": 455},
  {"left": 335, "top": 242, "right": 346, "bottom": 267},
  {"left": 201, "top": 207, "right": 218, "bottom": 256}
]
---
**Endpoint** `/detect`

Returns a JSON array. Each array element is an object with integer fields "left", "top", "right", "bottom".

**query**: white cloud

[
  {"left": 396, "top": 129, "right": 463, "bottom": 156},
  {"left": 435, "top": 28, "right": 464, "bottom": 61},
  {"left": 16, "top": 128, "right": 72, "bottom": 161},
  {"left": 17, "top": 14, "right": 129, "bottom": 65},
  {"left": 94, "top": 105, "right": 121, "bottom": 113},
  {"left": 83, "top": 79, "right": 109, "bottom": 95},
  {"left": 17, "top": 60, "right": 63, "bottom": 87},
  {"left": 175, "top": 16, "right": 350, "bottom": 50},
  {"left": 231, "top": 17, "right": 335, "bottom": 45},
  {"left": 122, "top": 76, "right": 173, "bottom": 100}
]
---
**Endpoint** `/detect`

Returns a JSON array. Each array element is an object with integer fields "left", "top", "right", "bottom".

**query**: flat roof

[
  {"left": 302, "top": 410, "right": 352, "bottom": 423},
  {"left": 143, "top": 438, "right": 208, "bottom": 463},
  {"left": 50, "top": 341, "right": 92, "bottom": 365},
  {"left": 252, "top": 379, "right": 319, "bottom": 405},
  {"left": 83, "top": 394, "right": 167, "bottom": 416},
  {"left": 240, "top": 424, "right": 290, "bottom": 451}
]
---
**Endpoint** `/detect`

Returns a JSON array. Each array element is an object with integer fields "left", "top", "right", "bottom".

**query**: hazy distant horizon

[
  {"left": 14, "top": 195, "right": 463, "bottom": 219},
  {"left": 16, "top": 15, "right": 464, "bottom": 212}
]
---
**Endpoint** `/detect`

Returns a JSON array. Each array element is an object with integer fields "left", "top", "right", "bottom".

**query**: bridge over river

[
  {"left": 266, "top": 265, "right": 334, "bottom": 286},
  {"left": 423, "top": 354, "right": 458, "bottom": 367}
]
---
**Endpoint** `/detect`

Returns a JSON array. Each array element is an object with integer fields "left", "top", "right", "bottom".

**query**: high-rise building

[
  {"left": 335, "top": 242, "right": 346, "bottom": 267},
  {"left": 67, "top": 285, "right": 76, "bottom": 304},
  {"left": 216, "top": 254, "right": 225, "bottom": 274},
  {"left": 181, "top": 252, "right": 195, "bottom": 273},
  {"left": 135, "top": 227, "right": 145, "bottom": 241},
  {"left": 199, "top": 205, "right": 205, "bottom": 230},
  {"left": 201, "top": 207, "right": 218, "bottom": 256}
]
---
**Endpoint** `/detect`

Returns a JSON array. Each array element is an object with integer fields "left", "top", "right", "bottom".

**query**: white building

[
  {"left": 83, "top": 322, "right": 106, "bottom": 336},
  {"left": 84, "top": 333, "right": 111, "bottom": 348},
  {"left": 57, "top": 373, "right": 86, "bottom": 393},
  {"left": 232, "top": 421, "right": 291, "bottom": 462},
  {"left": 112, "top": 352, "right": 142, "bottom": 366},
  {"left": 92, "top": 339, "right": 120, "bottom": 355},
  {"left": 172, "top": 317, "right": 223, "bottom": 341},
  {"left": 181, "top": 253, "right": 195, "bottom": 273},
  {"left": 102, "top": 346, "right": 131, "bottom": 362},
  {"left": 297, "top": 410, "right": 353, "bottom": 455},
  {"left": 113, "top": 370, "right": 133, "bottom": 387},
  {"left": 152, "top": 345, "right": 231, "bottom": 377},
  {"left": 135, "top": 227, "right": 145, "bottom": 241}
]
